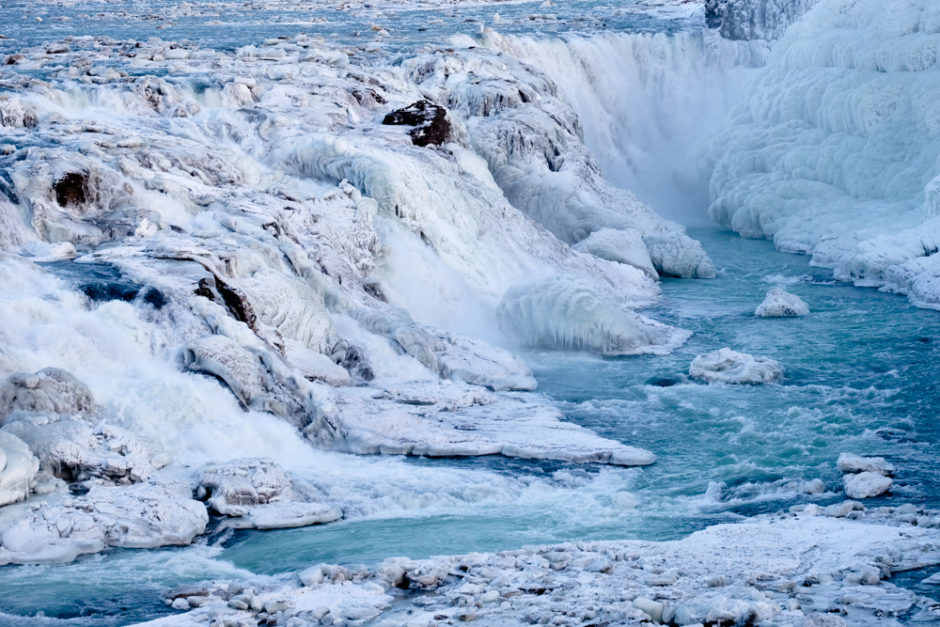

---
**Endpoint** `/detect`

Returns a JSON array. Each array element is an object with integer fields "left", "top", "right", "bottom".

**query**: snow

[{"left": 689, "top": 347, "right": 784, "bottom": 384}]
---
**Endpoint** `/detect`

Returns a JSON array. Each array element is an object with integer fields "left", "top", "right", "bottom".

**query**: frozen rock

[
  {"left": 837, "top": 453, "right": 895, "bottom": 477},
  {"left": 305, "top": 381, "right": 655, "bottom": 466},
  {"left": 705, "top": 0, "right": 817, "bottom": 41},
  {"left": 844, "top": 472, "right": 893, "bottom": 499},
  {"left": 497, "top": 277, "right": 689, "bottom": 356},
  {"left": 755, "top": 287, "right": 810, "bottom": 317},
  {"left": 0, "top": 431, "right": 39, "bottom": 507},
  {"left": 0, "top": 367, "right": 94, "bottom": 423},
  {"left": 196, "top": 459, "right": 341, "bottom": 530},
  {"left": 0, "top": 481, "right": 207, "bottom": 564},
  {"left": 2, "top": 413, "right": 160, "bottom": 483},
  {"left": 180, "top": 335, "right": 311, "bottom": 425},
  {"left": 196, "top": 458, "right": 294, "bottom": 516},
  {"left": 573, "top": 228, "right": 657, "bottom": 278},
  {"left": 689, "top": 348, "right": 783, "bottom": 384}
]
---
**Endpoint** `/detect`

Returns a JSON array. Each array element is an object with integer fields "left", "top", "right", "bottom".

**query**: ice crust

[
  {"left": 143, "top": 508, "right": 940, "bottom": 626},
  {"left": 708, "top": 0, "right": 940, "bottom": 308}
]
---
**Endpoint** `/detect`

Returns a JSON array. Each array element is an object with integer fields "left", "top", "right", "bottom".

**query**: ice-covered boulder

[
  {"left": 0, "top": 432, "right": 39, "bottom": 507},
  {"left": 497, "top": 277, "right": 688, "bottom": 356},
  {"left": 755, "top": 287, "right": 809, "bottom": 317},
  {"left": 1, "top": 413, "right": 162, "bottom": 484},
  {"left": 837, "top": 453, "right": 895, "bottom": 477},
  {"left": 181, "top": 335, "right": 311, "bottom": 425},
  {"left": 689, "top": 348, "right": 783, "bottom": 384},
  {"left": 844, "top": 472, "right": 893, "bottom": 499},
  {"left": 195, "top": 458, "right": 341, "bottom": 530},
  {"left": 0, "top": 367, "right": 94, "bottom": 423},
  {"left": 572, "top": 228, "right": 657, "bottom": 278},
  {"left": 0, "top": 481, "right": 207, "bottom": 564}
]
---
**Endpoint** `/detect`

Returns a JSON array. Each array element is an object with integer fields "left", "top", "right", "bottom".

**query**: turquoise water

[
  {"left": 2, "top": 228, "right": 937, "bottom": 625},
  {"left": 0, "top": 0, "right": 696, "bottom": 57}
]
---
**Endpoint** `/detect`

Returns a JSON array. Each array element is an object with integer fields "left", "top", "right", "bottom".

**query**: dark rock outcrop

[
  {"left": 382, "top": 100, "right": 451, "bottom": 147},
  {"left": 54, "top": 171, "right": 89, "bottom": 208}
]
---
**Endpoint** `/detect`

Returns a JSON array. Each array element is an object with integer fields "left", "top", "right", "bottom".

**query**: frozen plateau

[{"left": 0, "top": 0, "right": 939, "bottom": 625}]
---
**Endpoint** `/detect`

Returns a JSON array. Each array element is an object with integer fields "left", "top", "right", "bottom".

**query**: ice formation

[
  {"left": 708, "top": 0, "right": 940, "bottom": 308},
  {"left": 838, "top": 453, "right": 895, "bottom": 500},
  {"left": 755, "top": 286, "right": 810, "bottom": 317},
  {"left": 146, "top": 507, "right": 940, "bottom": 626},
  {"left": 689, "top": 347, "right": 784, "bottom": 384},
  {"left": 0, "top": 26, "right": 716, "bottom": 561}
]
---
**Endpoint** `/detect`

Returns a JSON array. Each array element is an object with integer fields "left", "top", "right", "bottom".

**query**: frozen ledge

[
  {"left": 142, "top": 506, "right": 940, "bottom": 626},
  {"left": 306, "top": 382, "right": 656, "bottom": 467}
]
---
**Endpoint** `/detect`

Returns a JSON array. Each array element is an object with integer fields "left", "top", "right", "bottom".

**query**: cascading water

[{"left": 0, "top": 0, "right": 939, "bottom": 625}]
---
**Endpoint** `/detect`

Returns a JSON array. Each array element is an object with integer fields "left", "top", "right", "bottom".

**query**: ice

[
  {"left": 0, "top": 432, "right": 38, "bottom": 507},
  {"left": 0, "top": 367, "right": 95, "bottom": 422},
  {"left": 305, "top": 381, "right": 655, "bottom": 466},
  {"left": 708, "top": 0, "right": 940, "bottom": 308},
  {"left": 837, "top": 453, "right": 895, "bottom": 477},
  {"left": 755, "top": 286, "right": 810, "bottom": 317},
  {"left": 843, "top": 472, "right": 893, "bottom": 500},
  {"left": 152, "top": 508, "right": 940, "bottom": 626},
  {"left": 497, "top": 277, "right": 689, "bottom": 356},
  {"left": 689, "top": 347, "right": 784, "bottom": 384}
]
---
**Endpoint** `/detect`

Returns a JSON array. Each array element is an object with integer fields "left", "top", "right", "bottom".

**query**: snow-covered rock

[
  {"left": 2, "top": 414, "right": 162, "bottom": 484},
  {"left": 755, "top": 287, "right": 809, "bottom": 317},
  {"left": 0, "top": 367, "right": 94, "bottom": 423},
  {"left": 572, "top": 228, "right": 657, "bottom": 278},
  {"left": 689, "top": 347, "right": 783, "bottom": 384},
  {"left": 0, "top": 481, "right": 207, "bottom": 565},
  {"left": 837, "top": 453, "right": 895, "bottom": 477},
  {"left": 195, "top": 458, "right": 342, "bottom": 529},
  {"left": 844, "top": 472, "right": 893, "bottom": 499},
  {"left": 0, "top": 432, "right": 39, "bottom": 507}
]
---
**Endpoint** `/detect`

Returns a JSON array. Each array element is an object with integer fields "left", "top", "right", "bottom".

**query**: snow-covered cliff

[{"left": 708, "top": 0, "right": 940, "bottom": 308}]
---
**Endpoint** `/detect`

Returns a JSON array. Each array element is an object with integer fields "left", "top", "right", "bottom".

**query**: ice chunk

[
  {"left": 837, "top": 453, "right": 895, "bottom": 477},
  {"left": 844, "top": 472, "right": 893, "bottom": 499},
  {"left": 497, "top": 277, "right": 689, "bottom": 356},
  {"left": 689, "top": 348, "right": 783, "bottom": 384},
  {"left": 0, "top": 432, "right": 38, "bottom": 507},
  {"left": 755, "top": 287, "right": 810, "bottom": 317}
]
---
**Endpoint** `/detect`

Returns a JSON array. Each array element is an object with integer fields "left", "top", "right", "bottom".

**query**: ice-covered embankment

[
  {"left": 0, "top": 29, "right": 712, "bottom": 561},
  {"left": 145, "top": 506, "right": 940, "bottom": 626},
  {"left": 708, "top": 0, "right": 940, "bottom": 307}
]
